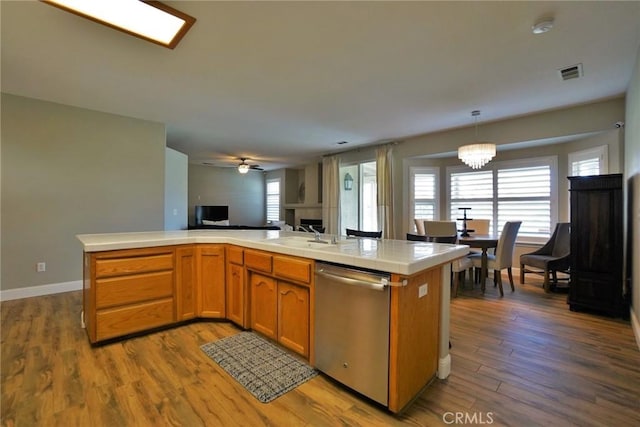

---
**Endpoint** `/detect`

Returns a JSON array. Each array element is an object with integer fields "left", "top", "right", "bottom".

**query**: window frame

[
  {"left": 446, "top": 156, "right": 558, "bottom": 243},
  {"left": 265, "top": 178, "right": 281, "bottom": 222},
  {"left": 409, "top": 166, "right": 440, "bottom": 231},
  {"left": 568, "top": 145, "right": 608, "bottom": 177}
]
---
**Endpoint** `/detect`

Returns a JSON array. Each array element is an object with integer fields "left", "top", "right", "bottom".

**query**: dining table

[{"left": 458, "top": 234, "right": 499, "bottom": 292}]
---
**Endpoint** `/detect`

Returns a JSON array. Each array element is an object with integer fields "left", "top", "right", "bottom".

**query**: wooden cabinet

[
  {"left": 85, "top": 246, "right": 176, "bottom": 343},
  {"left": 198, "top": 245, "right": 226, "bottom": 318},
  {"left": 83, "top": 243, "right": 314, "bottom": 356},
  {"left": 568, "top": 174, "right": 627, "bottom": 317},
  {"left": 226, "top": 246, "right": 247, "bottom": 327},
  {"left": 176, "top": 245, "right": 197, "bottom": 320},
  {"left": 277, "top": 281, "right": 310, "bottom": 357},
  {"left": 245, "top": 249, "right": 273, "bottom": 273},
  {"left": 246, "top": 250, "right": 313, "bottom": 357},
  {"left": 250, "top": 273, "right": 278, "bottom": 339}
]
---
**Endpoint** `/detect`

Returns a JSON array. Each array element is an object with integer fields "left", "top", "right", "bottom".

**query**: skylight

[{"left": 42, "top": 0, "right": 196, "bottom": 49}]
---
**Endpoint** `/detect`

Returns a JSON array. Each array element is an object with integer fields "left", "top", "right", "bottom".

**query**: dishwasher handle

[{"left": 316, "top": 268, "right": 388, "bottom": 291}]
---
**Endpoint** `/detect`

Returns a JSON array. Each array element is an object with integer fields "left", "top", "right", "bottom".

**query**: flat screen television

[{"left": 195, "top": 205, "right": 229, "bottom": 225}]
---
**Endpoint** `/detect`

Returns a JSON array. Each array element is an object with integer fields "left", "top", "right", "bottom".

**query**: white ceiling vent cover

[{"left": 558, "top": 64, "right": 583, "bottom": 81}]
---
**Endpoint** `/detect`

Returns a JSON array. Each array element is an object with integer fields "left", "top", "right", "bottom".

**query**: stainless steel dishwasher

[{"left": 314, "top": 262, "right": 390, "bottom": 406}]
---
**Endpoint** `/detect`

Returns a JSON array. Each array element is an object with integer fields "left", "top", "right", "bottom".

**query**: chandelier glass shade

[
  {"left": 458, "top": 110, "right": 496, "bottom": 169},
  {"left": 458, "top": 143, "right": 496, "bottom": 169},
  {"left": 237, "top": 163, "right": 250, "bottom": 174}
]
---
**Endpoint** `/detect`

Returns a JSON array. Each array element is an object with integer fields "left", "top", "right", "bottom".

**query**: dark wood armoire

[{"left": 568, "top": 173, "right": 627, "bottom": 318}]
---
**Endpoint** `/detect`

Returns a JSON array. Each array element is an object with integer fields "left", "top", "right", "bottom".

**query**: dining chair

[
  {"left": 406, "top": 233, "right": 428, "bottom": 241},
  {"left": 407, "top": 232, "right": 469, "bottom": 296},
  {"left": 424, "top": 221, "right": 458, "bottom": 238},
  {"left": 520, "top": 222, "right": 570, "bottom": 292},
  {"left": 465, "top": 218, "right": 492, "bottom": 279},
  {"left": 346, "top": 228, "right": 383, "bottom": 238},
  {"left": 465, "top": 219, "right": 490, "bottom": 234},
  {"left": 407, "top": 233, "right": 457, "bottom": 243},
  {"left": 452, "top": 256, "right": 473, "bottom": 297},
  {"left": 469, "top": 221, "right": 522, "bottom": 297},
  {"left": 414, "top": 219, "right": 426, "bottom": 235}
]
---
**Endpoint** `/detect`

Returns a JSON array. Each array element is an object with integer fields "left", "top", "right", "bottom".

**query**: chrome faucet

[{"left": 309, "top": 225, "right": 321, "bottom": 241}]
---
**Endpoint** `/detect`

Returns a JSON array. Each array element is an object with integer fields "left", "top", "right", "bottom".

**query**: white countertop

[{"left": 76, "top": 230, "right": 470, "bottom": 275}]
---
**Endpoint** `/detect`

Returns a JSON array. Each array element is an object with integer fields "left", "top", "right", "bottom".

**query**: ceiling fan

[{"left": 236, "top": 157, "right": 263, "bottom": 174}]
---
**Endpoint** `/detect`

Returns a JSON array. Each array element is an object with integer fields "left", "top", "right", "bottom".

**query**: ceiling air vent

[{"left": 558, "top": 63, "right": 583, "bottom": 81}]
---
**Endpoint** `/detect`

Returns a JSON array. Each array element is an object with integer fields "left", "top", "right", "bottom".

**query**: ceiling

[{"left": 2, "top": 1, "right": 639, "bottom": 170}]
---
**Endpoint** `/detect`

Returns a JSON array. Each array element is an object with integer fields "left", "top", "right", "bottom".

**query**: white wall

[
  {"left": 624, "top": 45, "right": 640, "bottom": 344},
  {"left": 164, "top": 147, "right": 188, "bottom": 230},
  {"left": 188, "top": 164, "right": 265, "bottom": 226},
  {"left": 1, "top": 94, "right": 166, "bottom": 294}
]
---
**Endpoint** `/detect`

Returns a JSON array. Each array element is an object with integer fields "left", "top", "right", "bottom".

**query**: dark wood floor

[{"left": 2, "top": 274, "right": 639, "bottom": 426}]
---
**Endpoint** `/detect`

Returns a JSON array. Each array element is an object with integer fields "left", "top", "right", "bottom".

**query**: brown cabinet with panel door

[
  {"left": 246, "top": 249, "right": 313, "bottom": 358},
  {"left": 225, "top": 245, "right": 247, "bottom": 328},
  {"left": 568, "top": 174, "right": 627, "bottom": 318},
  {"left": 175, "top": 245, "right": 197, "bottom": 321},
  {"left": 250, "top": 272, "right": 278, "bottom": 339},
  {"left": 277, "top": 281, "right": 310, "bottom": 358},
  {"left": 84, "top": 246, "right": 176, "bottom": 343},
  {"left": 197, "top": 244, "right": 226, "bottom": 318}
]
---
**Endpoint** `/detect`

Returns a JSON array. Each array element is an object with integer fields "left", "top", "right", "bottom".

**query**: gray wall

[
  {"left": 624, "top": 45, "right": 640, "bottom": 336},
  {"left": 188, "top": 164, "right": 265, "bottom": 226},
  {"left": 1, "top": 94, "right": 166, "bottom": 291},
  {"left": 164, "top": 147, "right": 188, "bottom": 230}
]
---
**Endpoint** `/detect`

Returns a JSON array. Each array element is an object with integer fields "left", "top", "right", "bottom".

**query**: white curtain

[
  {"left": 322, "top": 155, "right": 341, "bottom": 235},
  {"left": 376, "top": 145, "right": 395, "bottom": 239}
]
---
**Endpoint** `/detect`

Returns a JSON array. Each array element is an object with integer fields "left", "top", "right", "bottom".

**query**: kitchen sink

[{"left": 266, "top": 236, "right": 338, "bottom": 249}]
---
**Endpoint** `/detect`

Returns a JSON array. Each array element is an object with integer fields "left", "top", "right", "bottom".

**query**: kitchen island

[{"left": 77, "top": 229, "right": 469, "bottom": 413}]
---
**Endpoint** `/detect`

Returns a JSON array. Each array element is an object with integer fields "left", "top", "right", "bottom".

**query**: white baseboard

[
  {"left": 631, "top": 308, "right": 640, "bottom": 351},
  {"left": 0, "top": 280, "right": 82, "bottom": 301}
]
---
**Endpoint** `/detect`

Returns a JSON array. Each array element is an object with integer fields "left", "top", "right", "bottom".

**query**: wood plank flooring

[{"left": 2, "top": 274, "right": 639, "bottom": 426}]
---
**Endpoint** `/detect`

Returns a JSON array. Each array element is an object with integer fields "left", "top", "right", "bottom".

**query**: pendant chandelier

[{"left": 458, "top": 110, "right": 496, "bottom": 169}]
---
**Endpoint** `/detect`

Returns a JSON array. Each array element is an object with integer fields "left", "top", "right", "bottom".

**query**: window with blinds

[
  {"left": 569, "top": 145, "right": 608, "bottom": 177},
  {"left": 447, "top": 157, "right": 557, "bottom": 241},
  {"left": 449, "top": 170, "right": 494, "bottom": 233},
  {"left": 410, "top": 167, "right": 438, "bottom": 231},
  {"left": 266, "top": 178, "right": 280, "bottom": 222},
  {"left": 497, "top": 165, "right": 551, "bottom": 238}
]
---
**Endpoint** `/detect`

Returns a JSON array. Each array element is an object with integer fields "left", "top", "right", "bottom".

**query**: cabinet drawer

[
  {"left": 274, "top": 256, "right": 312, "bottom": 284},
  {"left": 96, "top": 253, "right": 174, "bottom": 278},
  {"left": 245, "top": 250, "right": 272, "bottom": 273},
  {"left": 227, "top": 245, "right": 244, "bottom": 265},
  {"left": 96, "top": 271, "right": 174, "bottom": 309},
  {"left": 96, "top": 298, "right": 174, "bottom": 341}
]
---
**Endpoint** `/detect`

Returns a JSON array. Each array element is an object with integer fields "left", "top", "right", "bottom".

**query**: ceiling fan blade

[{"left": 249, "top": 165, "right": 263, "bottom": 171}]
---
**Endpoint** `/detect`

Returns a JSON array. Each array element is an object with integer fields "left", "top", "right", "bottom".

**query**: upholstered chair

[
  {"left": 520, "top": 222, "right": 570, "bottom": 292},
  {"left": 469, "top": 221, "right": 522, "bottom": 297}
]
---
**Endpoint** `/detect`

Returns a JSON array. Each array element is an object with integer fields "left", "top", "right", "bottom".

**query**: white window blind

[
  {"left": 448, "top": 157, "right": 556, "bottom": 241},
  {"left": 266, "top": 179, "right": 280, "bottom": 222},
  {"left": 449, "top": 170, "right": 494, "bottom": 233},
  {"left": 410, "top": 167, "right": 438, "bottom": 230},
  {"left": 497, "top": 165, "right": 551, "bottom": 238},
  {"left": 569, "top": 145, "right": 608, "bottom": 177},
  {"left": 571, "top": 158, "right": 600, "bottom": 176}
]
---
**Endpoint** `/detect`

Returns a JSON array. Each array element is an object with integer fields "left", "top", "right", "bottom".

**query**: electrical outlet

[
  {"left": 418, "top": 283, "right": 428, "bottom": 298},
  {"left": 36, "top": 262, "right": 46, "bottom": 272}
]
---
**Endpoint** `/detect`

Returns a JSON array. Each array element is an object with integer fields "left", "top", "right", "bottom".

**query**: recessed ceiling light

[
  {"left": 42, "top": 0, "right": 196, "bottom": 49},
  {"left": 532, "top": 18, "right": 554, "bottom": 35}
]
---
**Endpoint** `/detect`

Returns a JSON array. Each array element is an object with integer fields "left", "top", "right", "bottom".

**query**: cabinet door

[
  {"left": 226, "top": 262, "right": 246, "bottom": 327},
  {"left": 250, "top": 273, "right": 277, "bottom": 340},
  {"left": 277, "top": 281, "right": 309, "bottom": 357},
  {"left": 198, "top": 245, "right": 226, "bottom": 318},
  {"left": 176, "top": 246, "right": 197, "bottom": 320}
]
